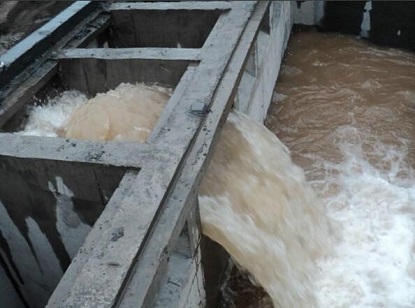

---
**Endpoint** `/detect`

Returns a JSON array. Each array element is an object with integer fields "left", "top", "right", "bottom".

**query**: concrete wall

[
  {"left": 0, "top": 262, "right": 25, "bottom": 308},
  {"left": 154, "top": 229, "right": 207, "bottom": 308},
  {"left": 167, "top": 2, "right": 295, "bottom": 306},
  {"left": 110, "top": 8, "right": 221, "bottom": 48},
  {"left": 159, "top": 250, "right": 206, "bottom": 307},
  {"left": 235, "top": 1, "right": 294, "bottom": 122},
  {"left": 293, "top": 1, "right": 324, "bottom": 26},
  {"left": 0, "top": 157, "right": 126, "bottom": 308},
  {"left": 0, "top": 2, "right": 295, "bottom": 307},
  {"left": 154, "top": 3, "right": 296, "bottom": 306},
  {"left": 294, "top": 1, "right": 415, "bottom": 51}
]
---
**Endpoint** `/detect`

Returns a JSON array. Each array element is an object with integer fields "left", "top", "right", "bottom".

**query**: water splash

[
  {"left": 21, "top": 82, "right": 333, "bottom": 307},
  {"left": 267, "top": 30, "right": 415, "bottom": 307}
]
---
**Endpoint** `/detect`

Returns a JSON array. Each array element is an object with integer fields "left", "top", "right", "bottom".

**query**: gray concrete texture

[{"left": 0, "top": 1, "right": 294, "bottom": 307}]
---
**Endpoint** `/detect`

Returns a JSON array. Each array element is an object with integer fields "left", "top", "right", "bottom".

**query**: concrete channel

[
  {"left": 1, "top": 1, "right": 413, "bottom": 307},
  {"left": 0, "top": 2, "right": 294, "bottom": 307}
]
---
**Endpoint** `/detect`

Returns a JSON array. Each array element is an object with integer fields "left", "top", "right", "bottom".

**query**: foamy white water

[
  {"left": 314, "top": 127, "right": 415, "bottom": 307},
  {"left": 21, "top": 83, "right": 334, "bottom": 307},
  {"left": 200, "top": 110, "right": 332, "bottom": 307},
  {"left": 267, "top": 30, "right": 415, "bottom": 308},
  {"left": 18, "top": 91, "right": 87, "bottom": 137}
]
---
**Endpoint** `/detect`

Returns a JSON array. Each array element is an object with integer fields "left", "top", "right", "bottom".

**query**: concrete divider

[{"left": 0, "top": 2, "right": 294, "bottom": 307}]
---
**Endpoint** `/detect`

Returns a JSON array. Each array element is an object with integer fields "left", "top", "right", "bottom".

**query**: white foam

[
  {"left": 18, "top": 90, "right": 87, "bottom": 137},
  {"left": 315, "top": 126, "right": 415, "bottom": 307},
  {"left": 20, "top": 83, "right": 338, "bottom": 307}
]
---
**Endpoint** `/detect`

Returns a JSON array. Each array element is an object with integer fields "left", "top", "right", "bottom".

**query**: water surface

[{"left": 266, "top": 30, "right": 415, "bottom": 307}]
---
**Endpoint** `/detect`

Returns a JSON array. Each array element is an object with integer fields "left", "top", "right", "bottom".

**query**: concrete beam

[
  {"left": 0, "top": 2, "right": 98, "bottom": 87},
  {"left": 0, "top": 1, "right": 286, "bottom": 306},
  {"left": 48, "top": 3, "right": 261, "bottom": 307},
  {"left": 109, "top": 2, "right": 231, "bottom": 12},
  {"left": 0, "top": 13, "right": 111, "bottom": 128},
  {"left": 0, "top": 133, "right": 158, "bottom": 168},
  {"left": 59, "top": 48, "right": 201, "bottom": 61}
]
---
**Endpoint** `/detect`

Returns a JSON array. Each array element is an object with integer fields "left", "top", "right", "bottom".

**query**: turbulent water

[
  {"left": 18, "top": 29, "right": 415, "bottom": 307},
  {"left": 199, "top": 109, "right": 332, "bottom": 307},
  {"left": 266, "top": 30, "right": 415, "bottom": 307},
  {"left": 20, "top": 83, "right": 332, "bottom": 307}
]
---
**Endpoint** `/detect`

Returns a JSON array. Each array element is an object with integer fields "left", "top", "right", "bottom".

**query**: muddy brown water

[
  {"left": 26, "top": 82, "right": 332, "bottom": 307},
  {"left": 222, "top": 29, "right": 415, "bottom": 308},
  {"left": 15, "top": 27, "right": 415, "bottom": 307},
  {"left": 265, "top": 30, "right": 415, "bottom": 307},
  {"left": 267, "top": 30, "right": 415, "bottom": 176}
]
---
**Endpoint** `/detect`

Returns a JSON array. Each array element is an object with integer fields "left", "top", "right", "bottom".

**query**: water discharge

[
  {"left": 18, "top": 29, "right": 415, "bottom": 308},
  {"left": 267, "top": 30, "right": 415, "bottom": 307},
  {"left": 20, "top": 83, "right": 332, "bottom": 307}
]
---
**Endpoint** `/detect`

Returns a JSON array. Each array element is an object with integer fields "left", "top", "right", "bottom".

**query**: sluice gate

[{"left": 0, "top": 2, "right": 293, "bottom": 307}]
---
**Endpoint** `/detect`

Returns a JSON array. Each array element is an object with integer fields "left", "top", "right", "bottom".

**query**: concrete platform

[{"left": 0, "top": 2, "right": 294, "bottom": 307}]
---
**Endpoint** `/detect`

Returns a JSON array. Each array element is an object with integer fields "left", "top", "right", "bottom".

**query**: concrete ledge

[
  {"left": 109, "top": 2, "right": 231, "bottom": 12},
  {"left": 0, "top": 133, "right": 158, "bottom": 168},
  {"left": 58, "top": 48, "right": 201, "bottom": 61},
  {"left": 0, "top": 2, "right": 289, "bottom": 307},
  {"left": 235, "top": 1, "right": 293, "bottom": 122}
]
